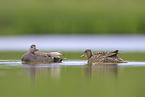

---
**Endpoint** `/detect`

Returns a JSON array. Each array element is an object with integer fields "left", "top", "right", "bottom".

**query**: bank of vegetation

[{"left": 0, "top": 0, "right": 145, "bottom": 35}]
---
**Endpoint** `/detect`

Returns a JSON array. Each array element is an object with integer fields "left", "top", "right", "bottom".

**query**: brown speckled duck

[
  {"left": 21, "top": 44, "right": 64, "bottom": 63},
  {"left": 80, "top": 49, "right": 127, "bottom": 63}
]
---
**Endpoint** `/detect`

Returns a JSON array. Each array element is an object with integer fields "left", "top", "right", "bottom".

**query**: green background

[{"left": 0, "top": 0, "right": 145, "bottom": 35}]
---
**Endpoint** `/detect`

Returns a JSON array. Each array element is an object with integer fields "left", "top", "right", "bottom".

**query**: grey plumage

[{"left": 21, "top": 44, "right": 63, "bottom": 63}]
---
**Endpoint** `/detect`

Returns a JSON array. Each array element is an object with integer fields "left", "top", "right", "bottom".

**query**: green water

[
  {"left": 0, "top": 52, "right": 145, "bottom": 97},
  {"left": 0, "top": 51, "right": 145, "bottom": 61}
]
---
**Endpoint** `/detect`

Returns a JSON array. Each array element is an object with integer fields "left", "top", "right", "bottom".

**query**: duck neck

[
  {"left": 28, "top": 49, "right": 35, "bottom": 54},
  {"left": 86, "top": 51, "right": 93, "bottom": 59}
]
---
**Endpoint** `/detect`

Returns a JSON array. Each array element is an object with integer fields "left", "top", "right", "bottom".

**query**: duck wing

[
  {"left": 39, "top": 52, "right": 62, "bottom": 58},
  {"left": 35, "top": 52, "right": 48, "bottom": 57},
  {"left": 46, "top": 52, "right": 62, "bottom": 57},
  {"left": 108, "top": 50, "right": 119, "bottom": 57},
  {"left": 88, "top": 54, "right": 106, "bottom": 63},
  {"left": 94, "top": 50, "right": 119, "bottom": 57},
  {"left": 35, "top": 51, "right": 62, "bottom": 58},
  {"left": 95, "top": 51, "right": 108, "bottom": 56}
]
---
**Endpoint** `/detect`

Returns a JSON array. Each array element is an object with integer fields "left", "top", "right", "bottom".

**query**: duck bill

[{"left": 80, "top": 54, "right": 85, "bottom": 57}]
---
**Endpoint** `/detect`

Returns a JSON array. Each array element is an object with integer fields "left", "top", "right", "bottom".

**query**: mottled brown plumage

[
  {"left": 81, "top": 49, "right": 126, "bottom": 63},
  {"left": 21, "top": 44, "right": 63, "bottom": 63}
]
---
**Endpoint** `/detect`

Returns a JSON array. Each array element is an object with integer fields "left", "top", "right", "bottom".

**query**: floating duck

[
  {"left": 21, "top": 44, "right": 64, "bottom": 63},
  {"left": 81, "top": 49, "right": 127, "bottom": 63}
]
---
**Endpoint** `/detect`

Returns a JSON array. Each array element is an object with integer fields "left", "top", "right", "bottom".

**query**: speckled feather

[{"left": 82, "top": 50, "right": 126, "bottom": 63}]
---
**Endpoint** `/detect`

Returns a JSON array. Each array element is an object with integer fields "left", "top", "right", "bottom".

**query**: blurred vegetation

[
  {"left": 0, "top": 51, "right": 145, "bottom": 62},
  {"left": 0, "top": 0, "right": 145, "bottom": 35}
]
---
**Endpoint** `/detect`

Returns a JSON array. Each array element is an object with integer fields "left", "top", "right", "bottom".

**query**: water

[
  {"left": 0, "top": 60, "right": 145, "bottom": 97},
  {"left": 1, "top": 60, "right": 145, "bottom": 67},
  {"left": 0, "top": 34, "right": 145, "bottom": 97},
  {"left": 0, "top": 34, "right": 145, "bottom": 51}
]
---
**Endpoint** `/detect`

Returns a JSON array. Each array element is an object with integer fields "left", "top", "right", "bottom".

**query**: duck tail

[
  {"left": 108, "top": 50, "right": 119, "bottom": 57},
  {"left": 112, "top": 50, "right": 119, "bottom": 54},
  {"left": 112, "top": 50, "right": 119, "bottom": 56}
]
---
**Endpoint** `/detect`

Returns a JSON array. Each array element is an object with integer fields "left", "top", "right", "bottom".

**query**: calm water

[
  {"left": 0, "top": 60, "right": 145, "bottom": 97},
  {"left": 0, "top": 35, "right": 145, "bottom": 97}
]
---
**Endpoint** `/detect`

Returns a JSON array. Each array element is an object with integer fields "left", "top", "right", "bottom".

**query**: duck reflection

[
  {"left": 23, "top": 63, "right": 61, "bottom": 82},
  {"left": 84, "top": 63, "right": 118, "bottom": 78}
]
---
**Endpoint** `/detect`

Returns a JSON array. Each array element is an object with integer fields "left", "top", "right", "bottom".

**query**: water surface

[
  {"left": 0, "top": 60, "right": 145, "bottom": 97},
  {"left": 0, "top": 34, "right": 145, "bottom": 97}
]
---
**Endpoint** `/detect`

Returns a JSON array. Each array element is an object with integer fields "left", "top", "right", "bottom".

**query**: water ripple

[{"left": 0, "top": 60, "right": 145, "bottom": 67}]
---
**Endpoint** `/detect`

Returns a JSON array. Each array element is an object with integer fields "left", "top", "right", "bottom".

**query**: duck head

[
  {"left": 80, "top": 49, "right": 93, "bottom": 59},
  {"left": 29, "top": 44, "right": 38, "bottom": 54}
]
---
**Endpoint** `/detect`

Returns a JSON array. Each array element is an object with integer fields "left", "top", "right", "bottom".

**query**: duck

[
  {"left": 21, "top": 44, "right": 64, "bottom": 63},
  {"left": 80, "top": 49, "right": 127, "bottom": 63}
]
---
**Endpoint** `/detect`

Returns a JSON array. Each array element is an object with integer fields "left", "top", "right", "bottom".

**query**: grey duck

[{"left": 21, "top": 44, "right": 64, "bottom": 63}]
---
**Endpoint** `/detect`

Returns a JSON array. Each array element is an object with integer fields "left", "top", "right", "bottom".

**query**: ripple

[
  {"left": 118, "top": 62, "right": 145, "bottom": 66},
  {"left": 0, "top": 60, "right": 145, "bottom": 67}
]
